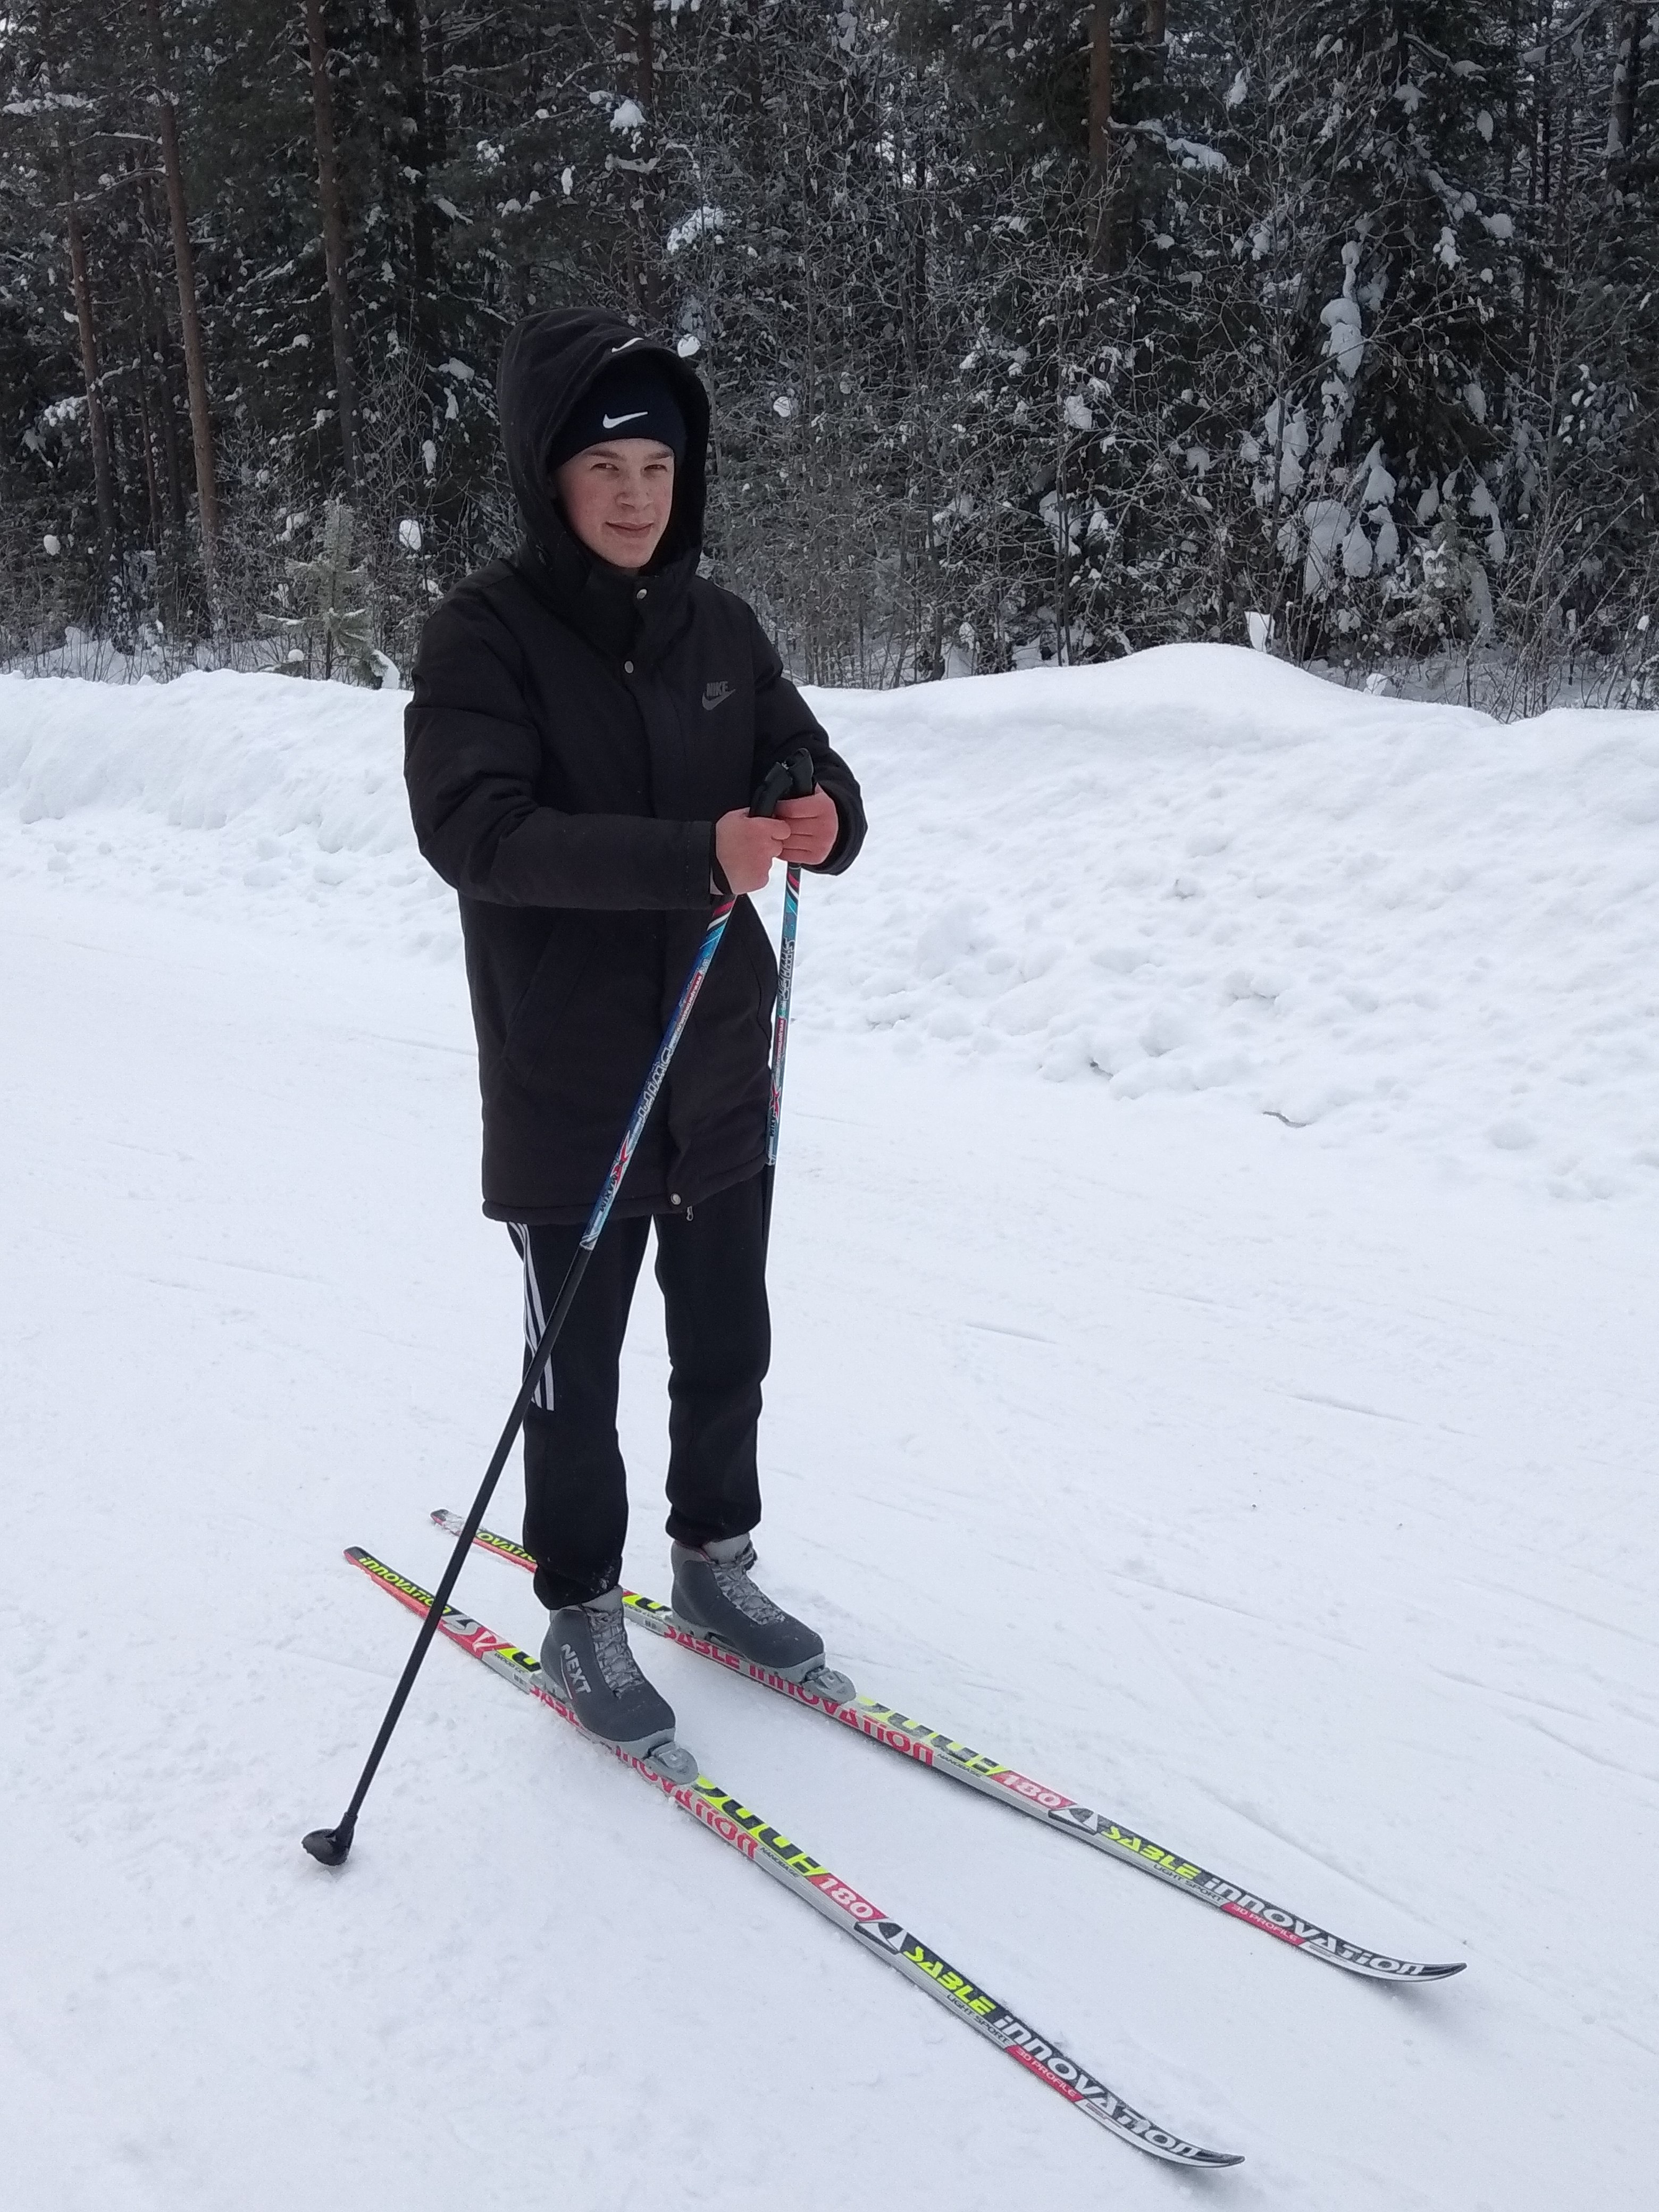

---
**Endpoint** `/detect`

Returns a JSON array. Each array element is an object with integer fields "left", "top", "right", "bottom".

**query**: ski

[
  {"left": 345, "top": 1546, "right": 1242, "bottom": 2169},
  {"left": 435, "top": 1511, "right": 1465, "bottom": 1986}
]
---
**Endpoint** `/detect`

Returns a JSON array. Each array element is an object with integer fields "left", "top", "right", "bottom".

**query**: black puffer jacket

[{"left": 405, "top": 307, "right": 865, "bottom": 1224}]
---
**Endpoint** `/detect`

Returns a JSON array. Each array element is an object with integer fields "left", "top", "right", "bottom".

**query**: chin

[{"left": 605, "top": 537, "right": 657, "bottom": 570}]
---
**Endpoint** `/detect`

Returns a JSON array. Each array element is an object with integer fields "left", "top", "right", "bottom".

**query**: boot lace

[
  {"left": 590, "top": 1603, "right": 647, "bottom": 1695},
  {"left": 709, "top": 1551, "right": 786, "bottom": 1628}
]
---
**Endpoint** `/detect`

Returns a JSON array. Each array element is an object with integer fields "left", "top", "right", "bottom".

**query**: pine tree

[
  {"left": 0, "top": 0, "right": 1654, "bottom": 693},
  {"left": 265, "top": 498, "right": 383, "bottom": 683}
]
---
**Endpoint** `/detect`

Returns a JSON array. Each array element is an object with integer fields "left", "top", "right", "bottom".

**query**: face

[{"left": 554, "top": 438, "right": 676, "bottom": 569}]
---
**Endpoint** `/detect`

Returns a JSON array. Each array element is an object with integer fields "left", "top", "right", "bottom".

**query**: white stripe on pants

[{"left": 507, "top": 1223, "right": 554, "bottom": 1411}]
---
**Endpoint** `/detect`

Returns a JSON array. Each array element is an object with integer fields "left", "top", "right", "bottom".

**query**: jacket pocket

[
  {"left": 502, "top": 923, "right": 591, "bottom": 1080},
  {"left": 732, "top": 896, "right": 778, "bottom": 1020},
  {"left": 683, "top": 899, "right": 773, "bottom": 1095}
]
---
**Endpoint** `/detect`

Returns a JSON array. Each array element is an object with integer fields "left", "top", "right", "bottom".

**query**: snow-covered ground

[{"left": 3, "top": 650, "right": 1656, "bottom": 2210}]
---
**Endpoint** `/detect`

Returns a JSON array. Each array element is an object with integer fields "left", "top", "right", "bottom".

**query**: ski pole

[
  {"left": 749, "top": 747, "right": 816, "bottom": 1252},
  {"left": 303, "top": 894, "right": 740, "bottom": 1869}
]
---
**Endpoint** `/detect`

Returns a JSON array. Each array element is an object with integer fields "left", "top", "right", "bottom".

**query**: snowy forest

[{"left": 2, "top": 2, "right": 1656, "bottom": 701}]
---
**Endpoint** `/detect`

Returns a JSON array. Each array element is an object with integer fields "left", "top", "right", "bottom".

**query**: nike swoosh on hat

[{"left": 601, "top": 410, "right": 649, "bottom": 429}]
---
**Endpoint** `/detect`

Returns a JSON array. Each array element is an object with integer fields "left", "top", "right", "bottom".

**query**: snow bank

[
  {"left": 810, "top": 647, "right": 1659, "bottom": 1201},
  {"left": 0, "top": 668, "right": 448, "bottom": 958},
  {"left": 3, "top": 645, "right": 1657, "bottom": 1195}
]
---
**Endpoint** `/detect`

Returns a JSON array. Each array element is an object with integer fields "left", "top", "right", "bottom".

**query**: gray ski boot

[
  {"left": 542, "top": 1588, "right": 699, "bottom": 1782},
  {"left": 671, "top": 1536, "right": 854, "bottom": 1700}
]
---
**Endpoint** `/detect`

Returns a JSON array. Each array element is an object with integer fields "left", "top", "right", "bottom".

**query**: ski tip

[
  {"left": 1139, "top": 2140, "right": 1242, "bottom": 2170},
  {"left": 1414, "top": 1961, "right": 1468, "bottom": 1981}
]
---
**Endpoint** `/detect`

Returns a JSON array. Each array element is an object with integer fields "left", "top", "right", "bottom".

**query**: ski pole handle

[{"left": 750, "top": 747, "right": 816, "bottom": 818}]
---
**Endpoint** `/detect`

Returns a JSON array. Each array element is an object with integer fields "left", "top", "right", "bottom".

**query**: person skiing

[{"left": 404, "top": 307, "right": 865, "bottom": 1765}]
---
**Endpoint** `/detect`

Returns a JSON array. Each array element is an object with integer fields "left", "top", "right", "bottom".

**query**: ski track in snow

[{"left": 2, "top": 649, "right": 1657, "bottom": 2210}]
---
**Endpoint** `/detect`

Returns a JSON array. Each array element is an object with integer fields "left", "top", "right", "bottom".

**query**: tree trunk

[
  {"left": 1524, "top": 0, "right": 1551, "bottom": 383},
  {"left": 1606, "top": 8, "right": 1641, "bottom": 165},
  {"left": 426, "top": 8, "right": 447, "bottom": 167},
  {"left": 128, "top": 155, "right": 189, "bottom": 542},
  {"left": 634, "top": 0, "right": 654, "bottom": 119},
  {"left": 60, "top": 133, "right": 118, "bottom": 545},
  {"left": 1088, "top": 0, "right": 1114, "bottom": 271},
  {"left": 135, "top": 378, "right": 166, "bottom": 553},
  {"left": 301, "top": 0, "right": 359, "bottom": 487},
  {"left": 143, "top": 0, "right": 220, "bottom": 584},
  {"left": 393, "top": 0, "right": 436, "bottom": 340},
  {"left": 1144, "top": 0, "right": 1167, "bottom": 69},
  {"left": 615, "top": 0, "right": 659, "bottom": 315},
  {"left": 1115, "top": 1, "right": 1168, "bottom": 271},
  {"left": 37, "top": 5, "right": 117, "bottom": 547}
]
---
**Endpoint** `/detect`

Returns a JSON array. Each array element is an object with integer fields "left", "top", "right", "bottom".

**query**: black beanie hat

[{"left": 546, "top": 358, "right": 688, "bottom": 475}]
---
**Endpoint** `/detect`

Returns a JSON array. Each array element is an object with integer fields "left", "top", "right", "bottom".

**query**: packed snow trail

[{"left": 2, "top": 657, "right": 1657, "bottom": 2210}]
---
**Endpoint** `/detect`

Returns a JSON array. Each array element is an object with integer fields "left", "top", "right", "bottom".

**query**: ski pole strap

[{"left": 580, "top": 898, "right": 736, "bottom": 1250}]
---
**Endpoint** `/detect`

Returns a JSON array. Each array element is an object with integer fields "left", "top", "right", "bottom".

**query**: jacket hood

[{"left": 496, "top": 307, "right": 710, "bottom": 568}]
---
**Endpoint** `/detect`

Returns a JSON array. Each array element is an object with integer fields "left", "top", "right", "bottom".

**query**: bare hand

[
  {"left": 715, "top": 808, "right": 790, "bottom": 894},
  {"left": 775, "top": 789, "right": 839, "bottom": 866}
]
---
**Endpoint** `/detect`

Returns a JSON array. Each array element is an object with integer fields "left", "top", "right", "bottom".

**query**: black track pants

[{"left": 508, "top": 1172, "right": 770, "bottom": 1610}]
